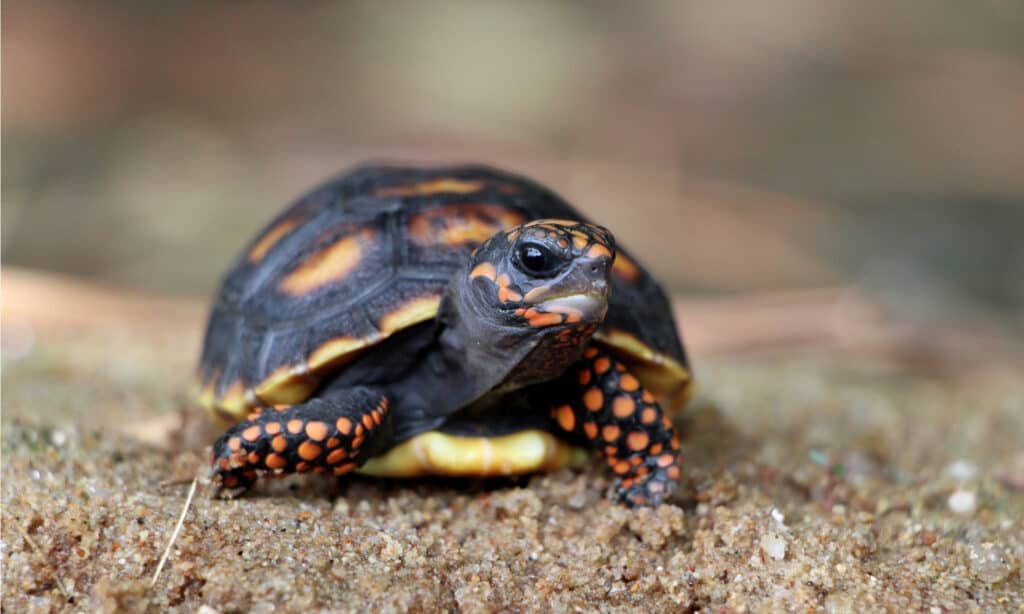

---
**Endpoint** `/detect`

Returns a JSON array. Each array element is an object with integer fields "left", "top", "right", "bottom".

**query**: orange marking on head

[
  {"left": 264, "top": 422, "right": 281, "bottom": 435},
  {"left": 594, "top": 357, "right": 611, "bottom": 374},
  {"left": 326, "top": 449, "right": 348, "bottom": 465},
  {"left": 626, "top": 431, "right": 650, "bottom": 452},
  {"left": 641, "top": 407, "right": 658, "bottom": 424},
  {"left": 377, "top": 178, "right": 485, "bottom": 197},
  {"left": 602, "top": 424, "right": 621, "bottom": 442},
  {"left": 657, "top": 454, "right": 675, "bottom": 468},
  {"left": 583, "top": 388, "right": 604, "bottom": 412},
  {"left": 527, "top": 311, "right": 563, "bottom": 327},
  {"left": 498, "top": 286, "right": 523, "bottom": 302},
  {"left": 584, "top": 422, "right": 598, "bottom": 440},
  {"left": 248, "top": 218, "right": 300, "bottom": 263},
  {"left": 555, "top": 405, "right": 576, "bottom": 432},
  {"left": 228, "top": 437, "right": 242, "bottom": 452},
  {"left": 287, "top": 419, "right": 304, "bottom": 434},
  {"left": 297, "top": 441, "right": 321, "bottom": 461},
  {"left": 523, "top": 286, "right": 550, "bottom": 303},
  {"left": 587, "top": 243, "right": 612, "bottom": 260},
  {"left": 470, "top": 262, "right": 497, "bottom": 281},
  {"left": 336, "top": 417, "right": 352, "bottom": 435},
  {"left": 613, "top": 460, "right": 631, "bottom": 475},
  {"left": 572, "top": 234, "right": 589, "bottom": 250},
  {"left": 241, "top": 426, "right": 262, "bottom": 443},
  {"left": 578, "top": 369, "right": 592, "bottom": 386},
  {"left": 305, "top": 421, "right": 328, "bottom": 441},
  {"left": 619, "top": 373, "right": 640, "bottom": 392},
  {"left": 613, "top": 396, "right": 636, "bottom": 418},
  {"left": 265, "top": 453, "right": 287, "bottom": 470},
  {"left": 278, "top": 230, "right": 370, "bottom": 296},
  {"left": 271, "top": 435, "right": 288, "bottom": 453},
  {"left": 247, "top": 452, "right": 261, "bottom": 465},
  {"left": 334, "top": 462, "right": 357, "bottom": 476}
]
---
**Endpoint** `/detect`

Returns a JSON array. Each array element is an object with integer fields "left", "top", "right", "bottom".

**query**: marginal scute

[
  {"left": 612, "top": 253, "right": 641, "bottom": 282},
  {"left": 592, "top": 328, "right": 693, "bottom": 411},
  {"left": 248, "top": 218, "right": 301, "bottom": 263},
  {"left": 253, "top": 364, "right": 317, "bottom": 406},
  {"left": 378, "top": 295, "right": 442, "bottom": 334}
]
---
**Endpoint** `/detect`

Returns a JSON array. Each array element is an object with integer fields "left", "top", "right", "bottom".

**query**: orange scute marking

[
  {"left": 612, "top": 253, "right": 641, "bottom": 282},
  {"left": 470, "top": 262, "right": 497, "bottom": 281},
  {"left": 555, "top": 405, "right": 576, "bottom": 432},
  {"left": 241, "top": 426, "right": 261, "bottom": 442},
  {"left": 297, "top": 441, "right": 322, "bottom": 461},
  {"left": 376, "top": 178, "right": 485, "bottom": 197},
  {"left": 619, "top": 373, "right": 640, "bottom": 392},
  {"left": 266, "top": 453, "right": 287, "bottom": 469},
  {"left": 287, "top": 419, "right": 304, "bottom": 434},
  {"left": 305, "top": 421, "right": 328, "bottom": 441},
  {"left": 626, "top": 431, "right": 650, "bottom": 452},
  {"left": 408, "top": 203, "right": 525, "bottom": 247},
  {"left": 587, "top": 243, "right": 612, "bottom": 260},
  {"left": 248, "top": 218, "right": 300, "bottom": 263},
  {"left": 278, "top": 230, "right": 371, "bottom": 296},
  {"left": 613, "top": 396, "right": 636, "bottom": 418},
  {"left": 583, "top": 388, "right": 604, "bottom": 412},
  {"left": 336, "top": 417, "right": 352, "bottom": 435}
]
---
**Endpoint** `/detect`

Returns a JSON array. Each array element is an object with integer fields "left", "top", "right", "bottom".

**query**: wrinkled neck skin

[{"left": 436, "top": 274, "right": 596, "bottom": 401}]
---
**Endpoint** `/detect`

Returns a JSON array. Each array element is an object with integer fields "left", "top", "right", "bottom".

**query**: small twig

[
  {"left": 150, "top": 475, "right": 199, "bottom": 588},
  {"left": 15, "top": 521, "right": 74, "bottom": 603}
]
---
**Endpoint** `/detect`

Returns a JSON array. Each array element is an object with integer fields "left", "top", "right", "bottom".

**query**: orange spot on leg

[
  {"left": 555, "top": 405, "right": 576, "bottom": 432},
  {"left": 297, "top": 442, "right": 322, "bottom": 461},
  {"left": 626, "top": 431, "right": 650, "bottom": 452},
  {"left": 612, "top": 396, "right": 635, "bottom": 418}
]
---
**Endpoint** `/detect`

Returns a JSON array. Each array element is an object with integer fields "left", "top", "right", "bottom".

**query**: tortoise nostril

[{"left": 591, "top": 265, "right": 599, "bottom": 274}]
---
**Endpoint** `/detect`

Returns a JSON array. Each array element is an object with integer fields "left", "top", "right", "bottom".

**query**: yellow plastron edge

[{"left": 358, "top": 429, "right": 590, "bottom": 478}]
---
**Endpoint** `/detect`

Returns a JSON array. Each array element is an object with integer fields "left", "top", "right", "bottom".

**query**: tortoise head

[{"left": 448, "top": 218, "right": 615, "bottom": 338}]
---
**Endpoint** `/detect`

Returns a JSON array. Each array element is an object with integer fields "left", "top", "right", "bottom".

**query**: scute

[{"left": 199, "top": 164, "right": 691, "bottom": 427}]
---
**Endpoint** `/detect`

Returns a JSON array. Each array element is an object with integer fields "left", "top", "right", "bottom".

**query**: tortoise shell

[{"left": 198, "top": 165, "right": 691, "bottom": 428}]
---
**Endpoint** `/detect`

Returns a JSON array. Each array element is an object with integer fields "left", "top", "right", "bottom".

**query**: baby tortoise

[{"left": 199, "top": 164, "right": 693, "bottom": 506}]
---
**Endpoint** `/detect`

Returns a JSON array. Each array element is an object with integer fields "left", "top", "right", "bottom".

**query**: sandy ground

[{"left": 2, "top": 270, "right": 1022, "bottom": 612}]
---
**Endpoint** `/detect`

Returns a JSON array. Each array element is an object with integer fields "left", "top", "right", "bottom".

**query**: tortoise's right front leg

[{"left": 211, "top": 385, "right": 390, "bottom": 497}]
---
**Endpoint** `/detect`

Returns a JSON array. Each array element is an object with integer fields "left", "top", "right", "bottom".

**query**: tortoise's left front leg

[{"left": 547, "top": 347, "right": 682, "bottom": 506}]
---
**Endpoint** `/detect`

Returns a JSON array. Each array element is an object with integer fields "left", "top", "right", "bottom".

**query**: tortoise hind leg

[
  {"left": 547, "top": 347, "right": 682, "bottom": 507},
  {"left": 211, "top": 385, "right": 391, "bottom": 497}
]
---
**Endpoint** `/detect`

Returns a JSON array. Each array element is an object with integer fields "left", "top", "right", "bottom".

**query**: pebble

[
  {"left": 946, "top": 490, "right": 976, "bottom": 515},
  {"left": 968, "top": 542, "right": 1011, "bottom": 584},
  {"left": 761, "top": 531, "right": 786, "bottom": 560},
  {"left": 945, "top": 459, "right": 978, "bottom": 481}
]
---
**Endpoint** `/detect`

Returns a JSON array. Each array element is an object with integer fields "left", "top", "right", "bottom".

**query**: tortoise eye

[{"left": 516, "top": 243, "right": 557, "bottom": 276}]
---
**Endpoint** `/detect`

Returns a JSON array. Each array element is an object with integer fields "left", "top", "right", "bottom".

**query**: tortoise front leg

[
  {"left": 211, "top": 385, "right": 391, "bottom": 497},
  {"left": 548, "top": 347, "right": 682, "bottom": 506}
]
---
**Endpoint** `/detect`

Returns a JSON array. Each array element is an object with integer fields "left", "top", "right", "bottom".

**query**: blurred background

[{"left": 4, "top": 1, "right": 1023, "bottom": 343}]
